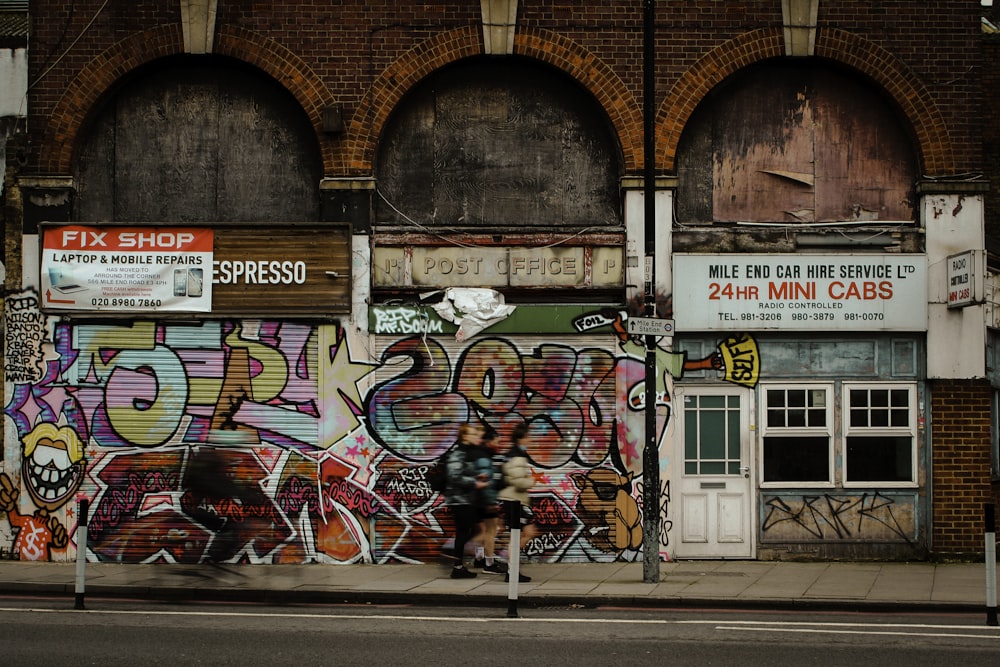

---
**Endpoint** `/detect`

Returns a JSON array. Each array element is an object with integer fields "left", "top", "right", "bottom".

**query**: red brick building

[{"left": 1, "top": 1, "right": 995, "bottom": 565}]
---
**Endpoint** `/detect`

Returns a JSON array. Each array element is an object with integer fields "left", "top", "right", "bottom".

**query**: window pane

[
  {"left": 870, "top": 406, "right": 889, "bottom": 428},
  {"left": 700, "top": 411, "right": 725, "bottom": 459},
  {"left": 850, "top": 407, "right": 868, "bottom": 428},
  {"left": 787, "top": 408, "right": 807, "bottom": 427},
  {"left": 685, "top": 410, "right": 697, "bottom": 460},
  {"left": 787, "top": 390, "right": 806, "bottom": 408},
  {"left": 763, "top": 436, "right": 830, "bottom": 482},
  {"left": 700, "top": 461, "right": 725, "bottom": 474},
  {"left": 846, "top": 436, "right": 912, "bottom": 482},
  {"left": 701, "top": 395, "right": 725, "bottom": 409},
  {"left": 767, "top": 389, "right": 785, "bottom": 408},
  {"left": 850, "top": 389, "right": 867, "bottom": 408},
  {"left": 728, "top": 410, "right": 740, "bottom": 459},
  {"left": 767, "top": 408, "right": 785, "bottom": 428}
]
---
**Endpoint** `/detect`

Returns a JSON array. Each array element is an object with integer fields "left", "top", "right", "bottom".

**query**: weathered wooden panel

[
  {"left": 677, "top": 63, "right": 917, "bottom": 224},
  {"left": 76, "top": 61, "right": 321, "bottom": 223},
  {"left": 761, "top": 492, "right": 917, "bottom": 543},
  {"left": 212, "top": 225, "right": 351, "bottom": 315},
  {"left": 376, "top": 59, "right": 623, "bottom": 230}
]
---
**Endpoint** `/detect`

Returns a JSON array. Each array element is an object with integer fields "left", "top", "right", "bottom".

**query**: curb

[{"left": 0, "top": 581, "right": 983, "bottom": 615}]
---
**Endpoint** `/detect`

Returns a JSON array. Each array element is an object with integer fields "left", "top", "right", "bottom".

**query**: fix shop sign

[
  {"left": 672, "top": 254, "right": 928, "bottom": 332},
  {"left": 40, "top": 225, "right": 213, "bottom": 313}
]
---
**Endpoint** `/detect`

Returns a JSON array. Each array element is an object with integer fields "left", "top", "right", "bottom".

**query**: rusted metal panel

[
  {"left": 365, "top": 333, "right": 640, "bottom": 564},
  {"left": 677, "top": 64, "right": 917, "bottom": 225}
]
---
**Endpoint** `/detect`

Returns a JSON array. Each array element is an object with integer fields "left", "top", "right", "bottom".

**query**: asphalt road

[{"left": 2, "top": 596, "right": 998, "bottom": 666}]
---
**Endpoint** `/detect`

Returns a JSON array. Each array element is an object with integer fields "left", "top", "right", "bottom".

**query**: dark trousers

[{"left": 451, "top": 504, "right": 479, "bottom": 564}]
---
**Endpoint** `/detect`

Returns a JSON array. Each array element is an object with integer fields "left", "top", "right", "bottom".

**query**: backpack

[{"left": 426, "top": 455, "right": 449, "bottom": 493}]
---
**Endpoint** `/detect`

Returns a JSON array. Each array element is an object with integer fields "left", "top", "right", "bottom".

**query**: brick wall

[
  {"left": 24, "top": 1, "right": 984, "bottom": 178},
  {"left": 930, "top": 378, "right": 994, "bottom": 556},
  {"left": 983, "top": 34, "right": 1000, "bottom": 241}
]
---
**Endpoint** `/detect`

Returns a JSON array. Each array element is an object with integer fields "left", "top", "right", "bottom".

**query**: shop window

[
  {"left": 843, "top": 384, "right": 916, "bottom": 485},
  {"left": 761, "top": 385, "right": 833, "bottom": 485}
]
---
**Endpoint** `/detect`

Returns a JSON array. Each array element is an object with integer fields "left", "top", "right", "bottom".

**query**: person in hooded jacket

[
  {"left": 443, "top": 423, "right": 490, "bottom": 579},
  {"left": 466, "top": 429, "right": 507, "bottom": 573},
  {"left": 498, "top": 423, "right": 538, "bottom": 582}
]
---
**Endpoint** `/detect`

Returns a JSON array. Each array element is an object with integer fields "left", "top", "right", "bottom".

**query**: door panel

[{"left": 673, "top": 386, "right": 754, "bottom": 559}]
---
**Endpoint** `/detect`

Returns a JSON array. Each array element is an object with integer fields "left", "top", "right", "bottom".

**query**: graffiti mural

[{"left": 2, "top": 294, "right": 755, "bottom": 564}]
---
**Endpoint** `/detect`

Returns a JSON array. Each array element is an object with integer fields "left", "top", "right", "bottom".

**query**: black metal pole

[
  {"left": 986, "top": 503, "right": 997, "bottom": 626},
  {"left": 641, "top": 0, "right": 660, "bottom": 584}
]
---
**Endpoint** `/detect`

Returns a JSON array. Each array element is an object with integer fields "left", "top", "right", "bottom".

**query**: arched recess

[
  {"left": 375, "top": 57, "right": 624, "bottom": 230},
  {"left": 39, "top": 24, "right": 337, "bottom": 176},
  {"left": 657, "top": 27, "right": 955, "bottom": 177},
  {"left": 344, "top": 26, "right": 642, "bottom": 175},
  {"left": 75, "top": 58, "right": 323, "bottom": 222}
]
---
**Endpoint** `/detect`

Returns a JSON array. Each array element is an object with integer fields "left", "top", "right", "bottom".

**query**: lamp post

[{"left": 641, "top": 0, "right": 660, "bottom": 584}]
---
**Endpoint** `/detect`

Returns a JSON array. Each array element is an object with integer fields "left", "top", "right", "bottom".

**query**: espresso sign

[{"left": 211, "top": 224, "right": 351, "bottom": 315}]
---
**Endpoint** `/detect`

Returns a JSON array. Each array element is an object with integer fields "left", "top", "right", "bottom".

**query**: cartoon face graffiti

[
  {"left": 20, "top": 422, "right": 87, "bottom": 511},
  {"left": 571, "top": 468, "right": 643, "bottom": 553}
]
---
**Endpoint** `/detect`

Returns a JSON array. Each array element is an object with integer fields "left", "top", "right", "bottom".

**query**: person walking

[
  {"left": 469, "top": 429, "right": 507, "bottom": 574},
  {"left": 444, "top": 423, "right": 489, "bottom": 579},
  {"left": 498, "top": 423, "right": 538, "bottom": 582},
  {"left": 181, "top": 447, "right": 243, "bottom": 570}
]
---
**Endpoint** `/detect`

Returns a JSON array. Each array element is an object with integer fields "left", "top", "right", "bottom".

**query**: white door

[{"left": 671, "top": 386, "right": 755, "bottom": 559}]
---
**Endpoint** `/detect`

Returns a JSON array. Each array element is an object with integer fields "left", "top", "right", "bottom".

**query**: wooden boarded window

[
  {"left": 375, "top": 58, "right": 623, "bottom": 232},
  {"left": 676, "top": 61, "right": 918, "bottom": 225},
  {"left": 75, "top": 58, "right": 322, "bottom": 223}
]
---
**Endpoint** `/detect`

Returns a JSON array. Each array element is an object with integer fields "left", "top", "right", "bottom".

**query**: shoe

[
  {"left": 504, "top": 572, "right": 531, "bottom": 582},
  {"left": 450, "top": 566, "right": 477, "bottom": 579},
  {"left": 473, "top": 558, "right": 486, "bottom": 569},
  {"left": 483, "top": 561, "right": 508, "bottom": 574}
]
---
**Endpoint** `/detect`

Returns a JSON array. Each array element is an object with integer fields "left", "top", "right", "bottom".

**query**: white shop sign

[
  {"left": 673, "top": 254, "right": 927, "bottom": 331},
  {"left": 946, "top": 250, "right": 975, "bottom": 309}
]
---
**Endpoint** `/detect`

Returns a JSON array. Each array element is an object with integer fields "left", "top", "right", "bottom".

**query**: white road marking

[
  {"left": 719, "top": 626, "right": 1000, "bottom": 640},
  {"left": 1, "top": 605, "right": 998, "bottom": 638}
]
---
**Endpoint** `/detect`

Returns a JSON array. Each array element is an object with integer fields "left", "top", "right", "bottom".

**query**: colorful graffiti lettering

[{"left": 3, "top": 303, "right": 753, "bottom": 564}]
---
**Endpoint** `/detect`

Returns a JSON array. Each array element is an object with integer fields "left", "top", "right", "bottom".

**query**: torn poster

[{"left": 431, "top": 287, "right": 516, "bottom": 341}]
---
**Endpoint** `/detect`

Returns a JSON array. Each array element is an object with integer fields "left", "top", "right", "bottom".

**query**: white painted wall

[
  {"left": 924, "top": 192, "right": 987, "bottom": 379},
  {"left": 0, "top": 47, "right": 26, "bottom": 117},
  {"left": 624, "top": 187, "right": 672, "bottom": 306}
]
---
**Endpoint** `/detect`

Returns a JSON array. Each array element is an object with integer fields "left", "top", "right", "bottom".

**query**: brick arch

[
  {"left": 514, "top": 27, "right": 642, "bottom": 172},
  {"left": 40, "top": 24, "right": 338, "bottom": 175},
  {"left": 343, "top": 26, "right": 641, "bottom": 174},
  {"left": 657, "top": 27, "right": 955, "bottom": 176}
]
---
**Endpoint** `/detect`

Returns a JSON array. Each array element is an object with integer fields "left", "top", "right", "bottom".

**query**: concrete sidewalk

[{"left": 0, "top": 559, "right": 996, "bottom": 612}]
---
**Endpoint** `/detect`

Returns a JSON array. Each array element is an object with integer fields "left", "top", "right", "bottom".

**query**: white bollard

[
  {"left": 986, "top": 503, "right": 997, "bottom": 627},
  {"left": 74, "top": 497, "right": 89, "bottom": 610},
  {"left": 506, "top": 501, "right": 521, "bottom": 618}
]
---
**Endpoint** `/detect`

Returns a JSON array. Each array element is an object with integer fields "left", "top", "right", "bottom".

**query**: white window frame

[
  {"left": 759, "top": 383, "right": 835, "bottom": 489},
  {"left": 842, "top": 382, "right": 918, "bottom": 489}
]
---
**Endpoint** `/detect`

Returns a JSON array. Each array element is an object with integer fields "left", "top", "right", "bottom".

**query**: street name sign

[{"left": 627, "top": 317, "right": 675, "bottom": 336}]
